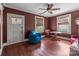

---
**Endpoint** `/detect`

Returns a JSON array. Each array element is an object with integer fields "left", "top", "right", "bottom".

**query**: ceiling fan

[{"left": 39, "top": 4, "right": 60, "bottom": 15}]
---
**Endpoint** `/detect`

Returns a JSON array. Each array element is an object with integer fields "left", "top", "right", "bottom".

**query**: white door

[{"left": 7, "top": 13, "right": 25, "bottom": 45}]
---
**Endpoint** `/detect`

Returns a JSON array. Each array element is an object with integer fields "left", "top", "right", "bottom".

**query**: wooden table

[
  {"left": 50, "top": 31, "right": 62, "bottom": 37},
  {"left": 49, "top": 31, "right": 63, "bottom": 40}
]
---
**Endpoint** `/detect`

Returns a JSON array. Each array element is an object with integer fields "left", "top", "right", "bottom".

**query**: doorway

[{"left": 7, "top": 13, "right": 25, "bottom": 45}]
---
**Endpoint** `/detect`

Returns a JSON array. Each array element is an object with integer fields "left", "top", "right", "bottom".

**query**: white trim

[
  {"left": 7, "top": 13, "right": 25, "bottom": 45},
  {"left": 0, "top": 45, "right": 3, "bottom": 55},
  {"left": 56, "top": 36, "right": 70, "bottom": 40},
  {"left": 0, "top": 3, "right": 3, "bottom": 56},
  {"left": 35, "top": 16, "right": 44, "bottom": 33},
  {"left": 3, "top": 39, "right": 29, "bottom": 47},
  {"left": 57, "top": 14, "right": 71, "bottom": 34}
]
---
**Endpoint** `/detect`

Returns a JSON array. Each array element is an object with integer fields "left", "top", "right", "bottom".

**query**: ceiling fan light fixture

[{"left": 48, "top": 10, "right": 53, "bottom": 14}]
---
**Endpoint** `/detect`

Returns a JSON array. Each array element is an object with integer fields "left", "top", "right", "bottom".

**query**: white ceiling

[{"left": 4, "top": 3, "right": 79, "bottom": 17}]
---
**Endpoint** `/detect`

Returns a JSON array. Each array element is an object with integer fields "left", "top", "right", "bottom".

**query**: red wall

[
  {"left": 48, "top": 16, "right": 57, "bottom": 31},
  {"left": 3, "top": 7, "right": 48, "bottom": 43},
  {"left": 49, "top": 10, "right": 79, "bottom": 35}
]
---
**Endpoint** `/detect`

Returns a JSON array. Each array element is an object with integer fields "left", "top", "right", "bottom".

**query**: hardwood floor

[{"left": 1, "top": 37, "right": 71, "bottom": 56}]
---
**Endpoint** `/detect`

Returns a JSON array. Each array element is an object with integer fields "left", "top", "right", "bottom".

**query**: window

[
  {"left": 35, "top": 16, "right": 44, "bottom": 33},
  {"left": 58, "top": 23, "right": 69, "bottom": 32},
  {"left": 11, "top": 18, "right": 17, "bottom": 24},
  {"left": 57, "top": 14, "right": 71, "bottom": 34}
]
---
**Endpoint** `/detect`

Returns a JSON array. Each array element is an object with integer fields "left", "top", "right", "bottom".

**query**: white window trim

[
  {"left": 35, "top": 16, "right": 44, "bottom": 33},
  {"left": 57, "top": 14, "right": 71, "bottom": 34}
]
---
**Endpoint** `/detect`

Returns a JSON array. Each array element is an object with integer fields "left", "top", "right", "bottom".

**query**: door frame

[
  {"left": 0, "top": 3, "right": 3, "bottom": 55},
  {"left": 7, "top": 13, "right": 25, "bottom": 45}
]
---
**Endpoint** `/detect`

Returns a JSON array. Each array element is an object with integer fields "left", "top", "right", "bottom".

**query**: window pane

[
  {"left": 58, "top": 24, "right": 69, "bottom": 32},
  {"left": 17, "top": 18, "right": 22, "bottom": 24},
  {"left": 36, "top": 26, "right": 44, "bottom": 33},
  {"left": 35, "top": 16, "right": 44, "bottom": 33},
  {"left": 11, "top": 18, "right": 17, "bottom": 24}
]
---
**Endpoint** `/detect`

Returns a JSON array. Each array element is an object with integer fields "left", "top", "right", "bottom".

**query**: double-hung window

[{"left": 57, "top": 14, "right": 71, "bottom": 34}]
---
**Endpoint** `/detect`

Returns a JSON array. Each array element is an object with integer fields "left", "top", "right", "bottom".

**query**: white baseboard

[
  {"left": 3, "top": 39, "right": 29, "bottom": 47},
  {"left": 3, "top": 43, "right": 8, "bottom": 47},
  {"left": 57, "top": 36, "right": 69, "bottom": 40},
  {"left": 0, "top": 45, "right": 3, "bottom": 56}
]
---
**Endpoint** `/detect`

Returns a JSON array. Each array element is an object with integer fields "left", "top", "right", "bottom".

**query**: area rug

[{"left": 70, "top": 46, "right": 79, "bottom": 56}]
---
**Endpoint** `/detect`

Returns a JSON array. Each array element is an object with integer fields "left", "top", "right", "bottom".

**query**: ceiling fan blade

[
  {"left": 40, "top": 10, "right": 47, "bottom": 15},
  {"left": 50, "top": 8, "right": 60, "bottom": 10},
  {"left": 39, "top": 8, "right": 47, "bottom": 10},
  {"left": 48, "top": 11, "right": 53, "bottom": 14}
]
